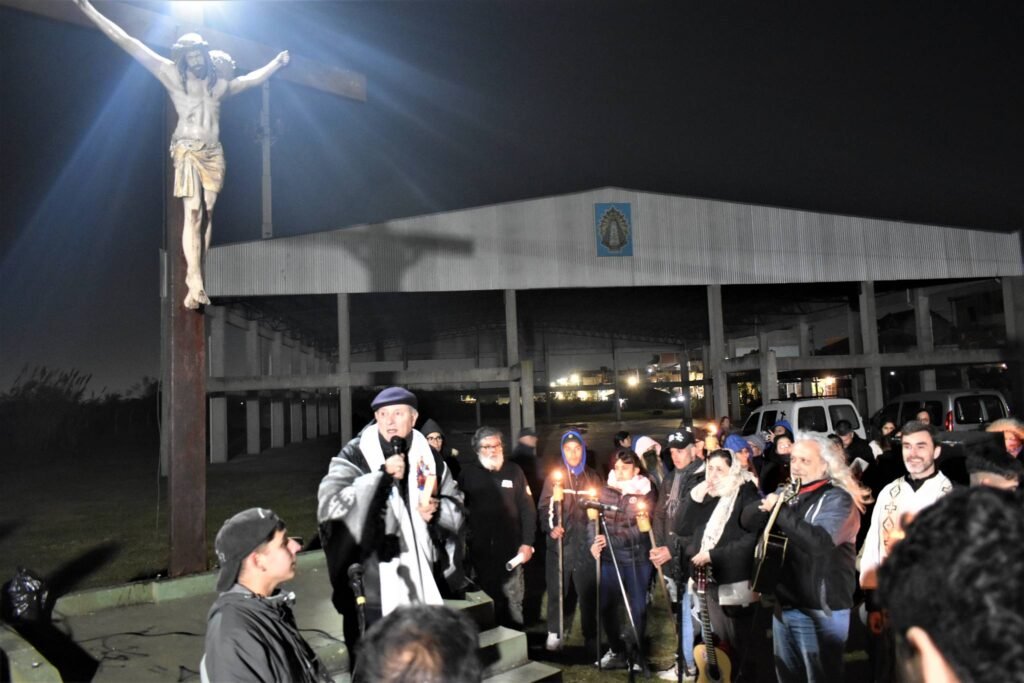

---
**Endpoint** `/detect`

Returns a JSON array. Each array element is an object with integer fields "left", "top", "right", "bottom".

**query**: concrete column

[
  {"left": 859, "top": 281, "right": 884, "bottom": 414},
  {"left": 960, "top": 367, "right": 971, "bottom": 388},
  {"left": 707, "top": 285, "right": 729, "bottom": 420},
  {"left": 269, "top": 400, "right": 285, "bottom": 448},
  {"left": 290, "top": 400, "right": 303, "bottom": 443},
  {"left": 521, "top": 359, "right": 536, "bottom": 431},
  {"left": 246, "top": 399, "right": 260, "bottom": 454},
  {"left": 269, "top": 331, "right": 285, "bottom": 448},
  {"left": 337, "top": 294, "right": 353, "bottom": 443},
  {"left": 761, "top": 349, "right": 778, "bottom": 404},
  {"left": 729, "top": 382, "right": 741, "bottom": 421},
  {"left": 208, "top": 306, "right": 228, "bottom": 464},
  {"left": 847, "top": 307, "right": 863, "bottom": 354},
  {"left": 915, "top": 289, "right": 937, "bottom": 390},
  {"left": 505, "top": 289, "right": 522, "bottom": 438},
  {"left": 798, "top": 317, "right": 812, "bottom": 357},
  {"left": 245, "top": 320, "right": 261, "bottom": 455},
  {"left": 306, "top": 395, "right": 318, "bottom": 439}
]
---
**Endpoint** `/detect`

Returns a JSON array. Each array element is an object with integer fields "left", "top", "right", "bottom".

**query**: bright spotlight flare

[{"left": 73, "top": 0, "right": 291, "bottom": 310}]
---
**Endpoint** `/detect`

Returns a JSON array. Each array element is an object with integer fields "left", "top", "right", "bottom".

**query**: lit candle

[
  {"left": 636, "top": 501, "right": 651, "bottom": 532},
  {"left": 552, "top": 470, "right": 564, "bottom": 502}
]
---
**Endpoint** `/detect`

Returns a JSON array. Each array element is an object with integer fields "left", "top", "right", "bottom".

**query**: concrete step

[
  {"left": 479, "top": 625, "right": 529, "bottom": 677},
  {"left": 484, "top": 660, "right": 563, "bottom": 682},
  {"left": 447, "top": 590, "right": 496, "bottom": 631}
]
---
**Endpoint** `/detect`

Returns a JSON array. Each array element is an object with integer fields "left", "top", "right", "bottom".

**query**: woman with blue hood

[{"left": 537, "top": 430, "right": 604, "bottom": 654}]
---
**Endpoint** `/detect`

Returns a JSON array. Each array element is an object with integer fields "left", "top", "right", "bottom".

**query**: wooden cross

[{"left": 3, "top": 0, "right": 365, "bottom": 576}]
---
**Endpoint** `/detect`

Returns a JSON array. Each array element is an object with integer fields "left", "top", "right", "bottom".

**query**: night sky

[{"left": 1, "top": 1, "right": 1021, "bottom": 393}]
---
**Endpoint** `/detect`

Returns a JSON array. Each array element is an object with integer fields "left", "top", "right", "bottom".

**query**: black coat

[
  {"left": 741, "top": 483, "right": 860, "bottom": 611},
  {"left": 458, "top": 459, "right": 536, "bottom": 580},
  {"left": 678, "top": 482, "right": 760, "bottom": 586}
]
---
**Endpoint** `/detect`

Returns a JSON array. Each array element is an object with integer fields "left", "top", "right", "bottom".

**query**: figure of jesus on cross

[{"left": 75, "top": 0, "right": 290, "bottom": 309}]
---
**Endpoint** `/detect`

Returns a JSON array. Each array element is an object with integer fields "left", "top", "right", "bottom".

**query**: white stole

[{"left": 358, "top": 424, "right": 443, "bottom": 614}]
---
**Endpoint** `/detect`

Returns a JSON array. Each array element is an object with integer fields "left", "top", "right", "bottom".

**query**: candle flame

[{"left": 553, "top": 470, "right": 563, "bottom": 481}]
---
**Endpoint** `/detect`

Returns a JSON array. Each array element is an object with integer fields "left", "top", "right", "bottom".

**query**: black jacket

[
  {"left": 653, "top": 460, "right": 706, "bottom": 578},
  {"left": 678, "top": 482, "right": 760, "bottom": 586},
  {"left": 741, "top": 483, "right": 860, "bottom": 611},
  {"left": 588, "top": 484, "right": 657, "bottom": 566},
  {"left": 204, "top": 587, "right": 331, "bottom": 683},
  {"left": 458, "top": 459, "right": 536, "bottom": 578}
]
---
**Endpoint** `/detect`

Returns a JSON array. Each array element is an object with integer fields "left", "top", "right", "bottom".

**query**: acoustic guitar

[
  {"left": 751, "top": 478, "right": 801, "bottom": 594},
  {"left": 693, "top": 565, "right": 732, "bottom": 683}
]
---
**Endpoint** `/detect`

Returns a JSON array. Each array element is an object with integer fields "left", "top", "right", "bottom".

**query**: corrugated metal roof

[{"left": 206, "top": 188, "right": 1023, "bottom": 296}]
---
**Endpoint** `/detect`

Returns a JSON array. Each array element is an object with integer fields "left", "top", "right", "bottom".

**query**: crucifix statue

[{"left": 75, "top": 0, "right": 290, "bottom": 309}]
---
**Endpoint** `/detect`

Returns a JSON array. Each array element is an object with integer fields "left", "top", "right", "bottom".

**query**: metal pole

[{"left": 599, "top": 511, "right": 646, "bottom": 676}]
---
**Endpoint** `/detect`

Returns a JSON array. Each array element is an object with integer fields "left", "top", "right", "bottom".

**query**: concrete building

[{"left": 184, "top": 188, "right": 1022, "bottom": 462}]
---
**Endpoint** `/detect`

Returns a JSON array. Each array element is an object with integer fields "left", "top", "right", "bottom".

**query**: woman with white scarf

[
  {"left": 676, "top": 448, "right": 761, "bottom": 681},
  {"left": 588, "top": 448, "right": 658, "bottom": 670}
]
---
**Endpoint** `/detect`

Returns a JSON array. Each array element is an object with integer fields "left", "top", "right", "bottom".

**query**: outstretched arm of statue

[
  {"left": 73, "top": 0, "right": 172, "bottom": 78},
  {"left": 228, "top": 51, "right": 290, "bottom": 96}
]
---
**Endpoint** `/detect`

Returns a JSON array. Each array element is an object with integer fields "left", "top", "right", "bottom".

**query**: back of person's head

[
  {"left": 355, "top": 605, "right": 482, "bottom": 683},
  {"left": 833, "top": 420, "right": 854, "bottom": 437},
  {"left": 966, "top": 436, "right": 1023, "bottom": 489},
  {"left": 879, "top": 487, "right": 1024, "bottom": 682}
]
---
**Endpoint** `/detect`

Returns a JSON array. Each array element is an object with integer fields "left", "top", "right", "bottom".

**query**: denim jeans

[
  {"left": 599, "top": 560, "right": 653, "bottom": 653},
  {"left": 680, "top": 589, "right": 696, "bottom": 670},
  {"left": 772, "top": 607, "right": 849, "bottom": 683}
]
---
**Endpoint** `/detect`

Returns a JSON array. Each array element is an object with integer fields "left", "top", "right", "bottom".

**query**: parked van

[
  {"left": 740, "top": 398, "right": 867, "bottom": 440},
  {"left": 876, "top": 390, "right": 1011, "bottom": 432}
]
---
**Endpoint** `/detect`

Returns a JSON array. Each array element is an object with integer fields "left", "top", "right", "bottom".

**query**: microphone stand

[
  {"left": 348, "top": 566, "right": 367, "bottom": 639},
  {"left": 597, "top": 508, "right": 649, "bottom": 680},
  {"left": 587, "top": 505, "right": 601, "bottom": 670}
]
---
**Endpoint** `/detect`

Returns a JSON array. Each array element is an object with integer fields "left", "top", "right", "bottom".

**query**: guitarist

[{"left": 740, "top": 432, "right": 871, "bottom": 683}]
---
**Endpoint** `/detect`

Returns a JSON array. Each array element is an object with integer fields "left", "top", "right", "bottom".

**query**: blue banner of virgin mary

[{"left": 594, "top": 203, "right": 633, "bottom": 257}]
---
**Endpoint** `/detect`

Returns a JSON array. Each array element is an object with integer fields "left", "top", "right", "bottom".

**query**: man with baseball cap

[
  {"left": 317, "top": 386, "right": 465, "bottom": 663},
  {"left": 650, "top": 429, "right": 704, "bottom": 679},
  {"left": 203, "top": 508, "right": 331, "bottom": 683}
]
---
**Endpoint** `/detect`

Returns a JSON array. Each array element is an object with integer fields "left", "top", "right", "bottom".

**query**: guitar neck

[{"left": 696, "top": 574, "right": 719, "bottom": 670}]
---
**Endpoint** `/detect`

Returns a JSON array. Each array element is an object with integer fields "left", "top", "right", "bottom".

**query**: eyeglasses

[
  {"left": 479, "top": 443, "right": 503, "bottom": 451},
  {"left": 426, "top": 435, "right": 443, "bottom": 442}
]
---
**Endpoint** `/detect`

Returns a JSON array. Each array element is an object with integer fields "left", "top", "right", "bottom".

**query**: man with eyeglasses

[{"left": 457, "top": 426, "right": 536, "bottom": 628}]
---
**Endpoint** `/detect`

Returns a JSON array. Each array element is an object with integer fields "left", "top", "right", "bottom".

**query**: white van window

[
  {"left": 798, "top": 406, "right": 828, "bottom": 433},
  {"left": 828, "top": 404, "right": 860, "bottom": 431},
  {"left": 955, "top": 397, "right": 985, "bottom": 425},
  {"left": 761, "top": 410, "right": 779, "bottom": 432},
  {"left": 741, "top": 413, "right": 759, "bottom": 436},
  {"left": 981, "top": 395, "right": 1007, "bottom": 421}
]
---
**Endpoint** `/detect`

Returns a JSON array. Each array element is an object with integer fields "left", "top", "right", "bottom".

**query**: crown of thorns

[{"left": 171, "top": 33, "right": 210, "bottom": 57}]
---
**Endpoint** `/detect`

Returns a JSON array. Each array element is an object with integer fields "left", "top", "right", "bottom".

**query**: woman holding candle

[{"left": 589, "top": 448, "right": 658, "bottom": 670}]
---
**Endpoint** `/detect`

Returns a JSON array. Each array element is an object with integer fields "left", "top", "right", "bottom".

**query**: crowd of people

[{"left": 200, "top": 387, "right": 1024, "bottom": 682}]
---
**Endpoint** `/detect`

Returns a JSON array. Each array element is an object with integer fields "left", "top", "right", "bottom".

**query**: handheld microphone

[
  {"left": 347, "top": 563, "right": 366, "bottom": 606},
  {"left": 582, "top": 499, "right": 621, "bottom": 513},
  {"left": 389, "top": 436, "right": 408, "bottom": 481}
]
